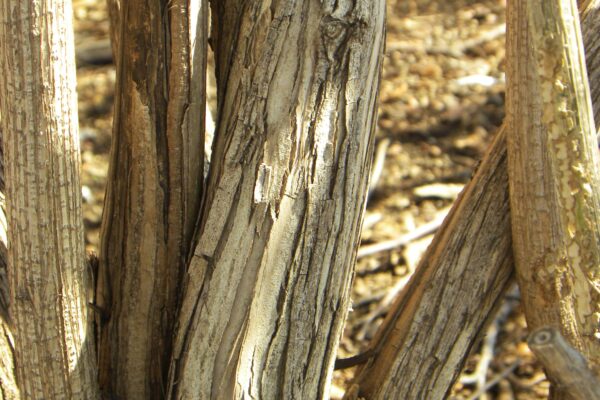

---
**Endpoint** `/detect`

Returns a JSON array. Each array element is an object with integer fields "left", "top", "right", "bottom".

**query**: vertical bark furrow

[
  {"left": 97, "top": 1, "right": 207, "bottom": 398},
  {"left": 168, "top": 0, "right": 385, "bottom": 398},
  {"left": 347, "top": 2, "right": 600, "bottom": 398},
  {"left": 0, "top": 0, "right": 98, "bottom": 398},
  {"left": 348, "top": 128, "right": 514, "bottom": 400},
  {"left": 506, "top": 0, "right": 600, "bottom": 385},
  {"left": 0, "top": 149, "right": 19, "bottom": 399}
]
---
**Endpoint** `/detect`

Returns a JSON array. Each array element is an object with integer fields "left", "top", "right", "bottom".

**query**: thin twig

[
  {"left": 334, "top": 348, "right": 375, "bottom": 370},
  {"left": 368, "top": 138, "right": 390, "bottom": 197},
  {"left": 466, "top": 361, "right": 521, "bottom": 400},
  {"left": 355, "top": 272, "right": 413, "bottom": 341},
  {"left": 460, "top": 286, "right": 519, "bottom": 391},
  {"left": 357, "top": 207, "right": 449, "bottom": 259}
]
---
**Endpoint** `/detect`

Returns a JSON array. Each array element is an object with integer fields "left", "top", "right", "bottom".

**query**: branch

[
  {"left": 347, "top": 2, "right": 600, "bottom": 398},
  {"left": 528, "top": 327, "right": 600, "bottom": 400}
]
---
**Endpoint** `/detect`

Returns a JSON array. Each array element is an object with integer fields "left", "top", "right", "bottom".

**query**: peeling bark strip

[
  {"left": 168, "top": 1, "right": 386, "bottom": 398},
  {"left": 507, "top": 0, "right": 600, "bottom": 385},
  {"left": 346, "top": 127, "right": 514, "bottom": 400},
  {"left": 0, "top": 0, "right": 99, "bottom": 398},
  {"left": 97, "top": 0, "right": 207, "bottom": 398}
]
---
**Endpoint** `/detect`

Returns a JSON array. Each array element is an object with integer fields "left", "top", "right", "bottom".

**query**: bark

[
  {"left": 167, "top": 1, "right": 386, "bottom": 398},
  {"left": 0, "top": 141, "right": 18, "bottom": 399},
  {"left": 345, "top": 3, "right": 600, "bottom": 398},
  {"left": 346, "top": 128, "right": 514, "bottom": 399},
  {"left": 0, "top": 318, "right": 17, "bottom": 400},
  {"left": 105, "top": 0, "right": 120, "bottom": 60},
  {"left": 528, "top": 327, "right": 600, "bottom": 400},
  {"left": 0, "top": 1, "right": 98, "bottom": 398},
  {"left": 506, "top": 0, "right": 600, "bottom": 389},
  {"left": 581, "top": 1, "right": 600, "bottom": 124},
  {"left": 96, "top": 1, "right": 207, "bottom": 398}
]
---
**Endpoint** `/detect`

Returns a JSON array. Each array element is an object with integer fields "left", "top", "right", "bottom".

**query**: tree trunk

[
  {"left": 0, "top": 1, "right": 99, "bottom": 398},
  {"left": 581, "top": 2, "right": 600, "bottom": 123},
  {"left": 96, "top": 0, "right": 207, "bottom": 398},
  {"left": 0, "top": 140, "right": 19, "bottom": 399},
  {"left": 506, "top": 0, "right": 600, "bottom": 393},
  {"left": 346, "top": 2, "right": 600, "bottom": 398},
  {"left": 346, "top": 127, "right": 514, "bottom": 400},
  {"left": 167, "top": 1, "right": 386, "bottom": 398}
]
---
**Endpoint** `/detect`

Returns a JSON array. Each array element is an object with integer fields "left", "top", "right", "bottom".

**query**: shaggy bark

[
  {"left": 167, "top": 1, "right": 386, "bottom": 398},
  {"left": 0, "top": 1, "right": 98, "bottom": 398},
  {"left": 506, "top": 0, "right": 600, "bottom": 393},
  {"left": 96, "top": 1, "right": 207, "bottom": 398}
]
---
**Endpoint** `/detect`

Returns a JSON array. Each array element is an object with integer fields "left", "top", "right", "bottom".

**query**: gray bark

[
  {"left": 167, "top": 1, "right": 386, "bottom": 398},
  {"left": 346, "top": 127, "right": 514, "bottom": 400}
]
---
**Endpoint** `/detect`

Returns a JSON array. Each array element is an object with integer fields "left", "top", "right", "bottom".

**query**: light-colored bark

[
  {"left": 0, "top": 162, "right": 19, "bottom": 399},
  {"left": 345, "top": 127, "right": 514, "bottom": 399},
  {"left": 506, "top": 0, "right": 600, "bottom": 391},
  {"left": 581, "top": 0, "right": 600, "bottom": 124},
  {"left": 0, "top": 1, "right": 98, "bottom": 398},
  {"left": 167, "top": 1, "right": 386, "bottom": 398},
  {"left": 96, "top": 1, "right": 207, "bottom": 398}
]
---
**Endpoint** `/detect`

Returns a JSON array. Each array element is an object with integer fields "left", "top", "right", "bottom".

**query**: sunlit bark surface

[
  {"left": 506, "top": 0, "right": 600, "bottom": 395},
  {"left": 346, "top": 2, "right": 600, "bottom": 397},
  {"left": 168, "top": 1, "right": 386, "bottom": 398},
  {"left": 0, "top": 1, "right": 98, "bottom": 398}
]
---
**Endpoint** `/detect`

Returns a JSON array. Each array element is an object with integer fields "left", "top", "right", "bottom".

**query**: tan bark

[
  {"left": 346, "top": 127, "right": 514, "bottom": 399},
  {"left": 0, "top": 153, "right": 19, "bottom": 399},
  {"left": 167, "top": 1, "right": 386, "bottom": 398},
  {"left": 0, "top": 0, "right": 98, "bottom": 398},
  {"left": 506, "top": 0, "right": 600, "bottom": 391},
  {"left": 105, "top": 0, "right": 120, "bottom": 59},
  {"left": 96, "top": 0, "right": 208, "bottom": 398},
  {"left": 346, "top": 3, "right": 600, "bottom": 398}
]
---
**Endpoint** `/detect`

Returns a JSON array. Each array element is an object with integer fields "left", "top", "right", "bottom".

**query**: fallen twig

[
  {"left": 466, "top": 361, "right": 521, "bottom": 400},
  {"left": 368, "top": 138, "right": 390, "bottom": 197},
  {"left": 460, "top": 287, "right": 519, "bottom": 398},
  {"left": 357, "top": 207, "right": 449, "bottom": 259}
]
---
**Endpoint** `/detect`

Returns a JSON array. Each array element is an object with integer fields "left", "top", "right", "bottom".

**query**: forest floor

[{"left": 73, "top": 0, "right": 549, "bottom": 398}]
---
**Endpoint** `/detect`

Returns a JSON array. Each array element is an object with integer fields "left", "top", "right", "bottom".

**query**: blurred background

[{"left": 73, "top": 0, "right": 548, "bottom": 398}]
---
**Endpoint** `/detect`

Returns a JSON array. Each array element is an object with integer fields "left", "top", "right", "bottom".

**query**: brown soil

[{"left": 73, "top": 0, "right": 548, "bottom": 398}]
